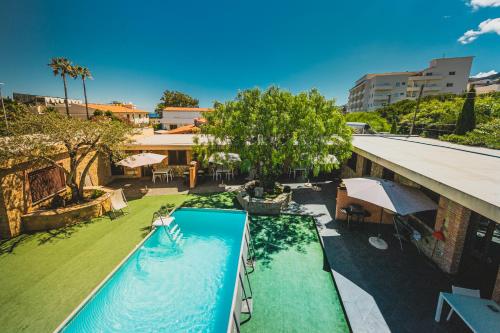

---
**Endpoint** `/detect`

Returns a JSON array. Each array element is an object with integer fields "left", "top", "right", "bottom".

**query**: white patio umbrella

[
  {"left": 315, "top": 154, "right": 338, "bottom": 165},
  {"left": 208, "top": 152, "right": 241, "bottom": 164},
  {"left": 343, "top": 177, "right": 438, "bottom": 250},
  {"left": 117, "top": 153, "right": 167, "bottom": 168}
]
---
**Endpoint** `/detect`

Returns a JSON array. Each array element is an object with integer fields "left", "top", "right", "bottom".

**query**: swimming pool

[{"left": 57, "top": 208, "right": 248, "bottom": 333}]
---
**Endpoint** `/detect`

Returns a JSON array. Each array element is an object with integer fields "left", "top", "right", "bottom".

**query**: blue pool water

[{"left": 61, "top": 208, "right": 247, "bottom": 333}]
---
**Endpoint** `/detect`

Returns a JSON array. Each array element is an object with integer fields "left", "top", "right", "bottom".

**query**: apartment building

[
  {"left": 160, "top": 107, "right": 213, "bottom": 130},
  {"left": 347, "top": 56, "right": 473, "bottom": 112},
  {"left": 347, "top": 72, "right": 416, "bottom": 112},
  {"left": 468, "top": 72, "right": 500, "bottom": 95}
]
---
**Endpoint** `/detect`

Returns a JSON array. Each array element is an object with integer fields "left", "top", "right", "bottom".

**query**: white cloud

[
  {"left": 471, "top": 70, "right": 498, "bottom": 78},
  {"left": 468, "top": 0, "right": 500, "bottom": 10},
  {"left": 458, "top": 18, "right": 500, "bottom": 44}
]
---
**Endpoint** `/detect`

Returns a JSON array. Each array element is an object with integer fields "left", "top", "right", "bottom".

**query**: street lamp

[{"left": 0, "top": 83, "right": 8, "bottom": 131}]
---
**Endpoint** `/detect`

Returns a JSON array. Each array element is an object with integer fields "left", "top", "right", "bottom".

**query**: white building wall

[{"left": 160, "top": 111, "right": 204, "bottom": 129}]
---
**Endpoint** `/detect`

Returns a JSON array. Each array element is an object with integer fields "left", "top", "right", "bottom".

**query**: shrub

[{"left": 440, "top": 119, "right": 500, "bottom": 149}]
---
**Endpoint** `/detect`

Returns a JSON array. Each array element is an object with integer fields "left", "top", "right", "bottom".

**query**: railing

[{"left": 227, "top": 214, "right": 255, "bottom": 332}]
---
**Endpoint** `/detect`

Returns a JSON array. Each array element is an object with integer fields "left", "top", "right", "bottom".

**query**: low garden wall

[
  {"left": 237, "top": 189, "right": 292, "bottom": 215},
  {"left": 21, "top": 190, "right": 112, "bottom": 233}
]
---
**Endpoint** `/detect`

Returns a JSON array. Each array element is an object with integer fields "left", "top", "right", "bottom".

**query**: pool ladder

[
  {"left": 151, "top": 211, "right": 184, "bottom": 246},
  {"left": 233, "top": 223, "right": 256, "bottom": 332}
]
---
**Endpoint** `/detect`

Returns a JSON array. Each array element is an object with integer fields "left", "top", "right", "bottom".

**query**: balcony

[{"left": 409, "top": 75, "right": 442, "bottom": 81}]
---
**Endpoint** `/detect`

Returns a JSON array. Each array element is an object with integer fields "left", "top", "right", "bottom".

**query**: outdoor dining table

[
  {"left": 435, "top": 292, "right": 500, "bottom": 333},
  {"left": 152, "top": 168, "right": 172, "bottom": 183}
]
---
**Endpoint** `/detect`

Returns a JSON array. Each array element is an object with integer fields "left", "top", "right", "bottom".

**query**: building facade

[
  {"left": 347, "top": 56, "right": 473, "bottom": 112},
  {"left": 347, "top": 72, "right": 416, "bottom": 112},
  {"left": 160, "top": 107, "right": 212, "bottom": 130},
  {"left": 341, "top": 135, "right": 500, "bottom": 301}
]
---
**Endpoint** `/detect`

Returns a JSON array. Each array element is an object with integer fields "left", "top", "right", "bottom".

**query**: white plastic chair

[
  {"left": 446, "top": 286, "right": 480, "bottom": 321},
  {"left": 109, "top": 188, "right": 128, "bottom": 219}
]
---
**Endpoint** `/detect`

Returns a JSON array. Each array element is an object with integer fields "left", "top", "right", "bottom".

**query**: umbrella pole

[{"left": 369, "top": 207, "right": 389, "bottom": 250}]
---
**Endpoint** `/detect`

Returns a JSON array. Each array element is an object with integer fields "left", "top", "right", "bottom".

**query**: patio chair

[
  {"left": 446, "top": 286, "right": 480, "bottom": 321},
  {"left": 109, "top": 188, "right": 128, "bottom": 219}
]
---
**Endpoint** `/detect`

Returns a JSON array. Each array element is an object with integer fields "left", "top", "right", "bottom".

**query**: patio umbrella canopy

[
  {"left": 117, "top": 153, "right": 167, "bottom": 169},
  {"left": 343, "top": 177, "right": 438, "bottom": 250},
  {"left": 343, "top": 177, "right": 438, "bottom": 216},
  {"left": 208, "top": 152, "right": 241, "bottom": 164}
]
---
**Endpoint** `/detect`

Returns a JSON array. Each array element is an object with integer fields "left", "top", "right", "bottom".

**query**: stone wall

[
  {"left": 22, "top": 191, "right": 112, "bottom": 233},
  {"left": 0, "top": 152, "right": 112, "bottom": 239}
]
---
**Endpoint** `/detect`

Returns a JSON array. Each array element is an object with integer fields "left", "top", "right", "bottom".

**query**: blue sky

[{"left": 0, "top": 0, "right": 498, "bottom": 112}]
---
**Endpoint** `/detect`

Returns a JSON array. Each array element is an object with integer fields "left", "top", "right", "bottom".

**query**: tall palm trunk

[
  {"left": 62, "top": 74, "right": 70, "bottom": 117},
  {"left": 82, "top": 77, "right": 89, "bottom": 119}
]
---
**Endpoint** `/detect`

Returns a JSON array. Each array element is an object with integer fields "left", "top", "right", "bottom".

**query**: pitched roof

[
  {"left": 165, "top": 124, "right": 200, "bottom": 134},
  {"left": 87, "top": 103, "right": 149, "bottom": 114},
  {"left": 163, "top": 107, "right": 213, "bottom": 112}
]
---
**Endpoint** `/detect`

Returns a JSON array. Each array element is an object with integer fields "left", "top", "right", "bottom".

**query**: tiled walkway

[{"left": 288, "top": 181, "right": 470, "bottom": 333}]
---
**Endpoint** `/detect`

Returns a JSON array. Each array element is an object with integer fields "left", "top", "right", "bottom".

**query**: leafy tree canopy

[
  {"left": 345, "top": 111, "right": 390, "bottom": 132},
  {"left": 374, "top": 92, "right": 500, "bottom": 136},
  {"left": 441, "top": 118, "right": 500, "bottom": 149},
  {"left": 195, "top": 87, "right": 352, "bottom": 189},
  {"left": 156, "top": 90, "right": 199, "bottom": 111},
  {"left": 0, "top": 112, "right": 135, "bottom": 203},
  {"left": 0, "top": 98, "right": 29, "bottom": 136}
]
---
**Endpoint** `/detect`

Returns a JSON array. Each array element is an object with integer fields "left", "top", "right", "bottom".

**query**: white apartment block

[
  {"left": 348, "top": 72, "right": 416, "bottom": 112},
  {"left": 160, "top": 107, "right": 213, "bottom": 130},
  {"left": 347, "top": 56, "right": 473, "bottom": 112}
]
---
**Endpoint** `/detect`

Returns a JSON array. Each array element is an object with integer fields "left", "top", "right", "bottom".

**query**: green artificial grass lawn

[
  {"left": 0, "top": 191, "right": 348, "bottom": 333},
  {"left": 242, "top": 215, "right": 349, "bottom": 333},
  {"left": 0, "top": 194, "right": 189, "bottom": 333}
]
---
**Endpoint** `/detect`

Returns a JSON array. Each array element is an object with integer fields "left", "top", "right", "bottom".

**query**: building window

[
  {"left": 169, "top": 124, "right": 178, "bottom": 130},
  {"left": 362, "top": 159, "right": 372, "bottom": 176},
  {"left": 168, "top": 150, "right": 187, "bottom": 165},
  {"left": 347, "top": 152, "right": 357, "bottom": 171},
  {"left": 400, "top": 92, "right": 404, "bottom": 95},
  {"left": 110, "top": 157, "right": 124, "bottom": 176},
  {"left": 382, "top": 168, "right": 395, "bottom": 181},
  {"left": 425, "top": 72, "right": 433, "bottom": 76},
  {"left": 396, "top": 82, "right": 400, "bottom": 87},
  {"left": 28, "top": 165, "right": 66, "bottom": 203},
  {"left": 449, "top": 71, "right": 456, "bottom": 75},
  {"left": 402, "top": 82, "right": 406, "bottom": 86},
  {"left": 446, "top": 83, "right": 454, "bottom": 87}
]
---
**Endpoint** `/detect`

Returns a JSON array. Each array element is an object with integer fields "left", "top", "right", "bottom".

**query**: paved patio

[
  {"left": 288, "top": 181, "right": 471, "bottom": 333},
  {"left": 105, "top": 177, "right": 244, "bottom": 200}
]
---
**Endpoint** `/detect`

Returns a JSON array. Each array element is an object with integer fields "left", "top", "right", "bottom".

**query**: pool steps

[{"left": 151, "top": 211, "right": 184, "bottom": 246}]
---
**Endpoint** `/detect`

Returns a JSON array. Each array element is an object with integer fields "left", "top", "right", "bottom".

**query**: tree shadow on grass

[
  {"left": 181, "top": 192, "right": 240, "bottom": 210},
  {"left": 0, "top": 234, "right": 34, "bottom": 255},
  {"left": 37, "top": 218, "right": 97, "bottom": 245},
  {"left": 250, "top": 214, "right": 318, "bottom": 268}
]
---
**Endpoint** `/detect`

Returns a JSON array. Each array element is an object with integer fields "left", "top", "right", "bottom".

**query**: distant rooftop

[
  {"left": 88, "top": 103, "right": 149, "bottom": 114},
  {"left": 163, "top": 107, "right": 213, "bottom": 112},
  {"left": 128, "top": 134, "right": 209, "bottom": 147},
  {"left": 352, "top": 135, "right": 500, "bottom": 223}
]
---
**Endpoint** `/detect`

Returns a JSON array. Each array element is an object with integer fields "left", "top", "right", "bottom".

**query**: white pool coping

[{"left": 53, "top": 207, "right": 248, "bottom": 333}]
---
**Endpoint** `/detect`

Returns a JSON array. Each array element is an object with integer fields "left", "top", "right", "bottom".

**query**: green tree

[
  {"left": 441, "top": 118, "right": 500, "bottom": 149},
  {"left": 48, "top": 57, "right": 73, "bottom": 117},
  {"left": 455, "top": 87, "right": 476, "bottom": 135},
  {"left": 196, "top": 87, "right": 352, "bottom": 190},
  {"left": 156, "top": 90, "right": 199, "bottom": 112},
  {"left": 345, "top": 111, "right": 390, "bottom": 132},
  {"left": 71, "top": 65, "right": 93, "bottom": 120},
  {"left": 0, "top": 112, "right": 134, "bottom": 202},
  {"left": 0, "top": 98, "right": 29, "bottom": 136},
  {"left": 390, "top": 118, "right": 398, "bottom": 134}
]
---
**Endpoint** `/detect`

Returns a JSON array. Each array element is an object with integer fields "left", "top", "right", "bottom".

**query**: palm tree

[
  {"left": 72, "top": 65, "right": 93, "bottom": 119},
  {"left": 48, "top": 57, "right": 73, "bottom": 116}
]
